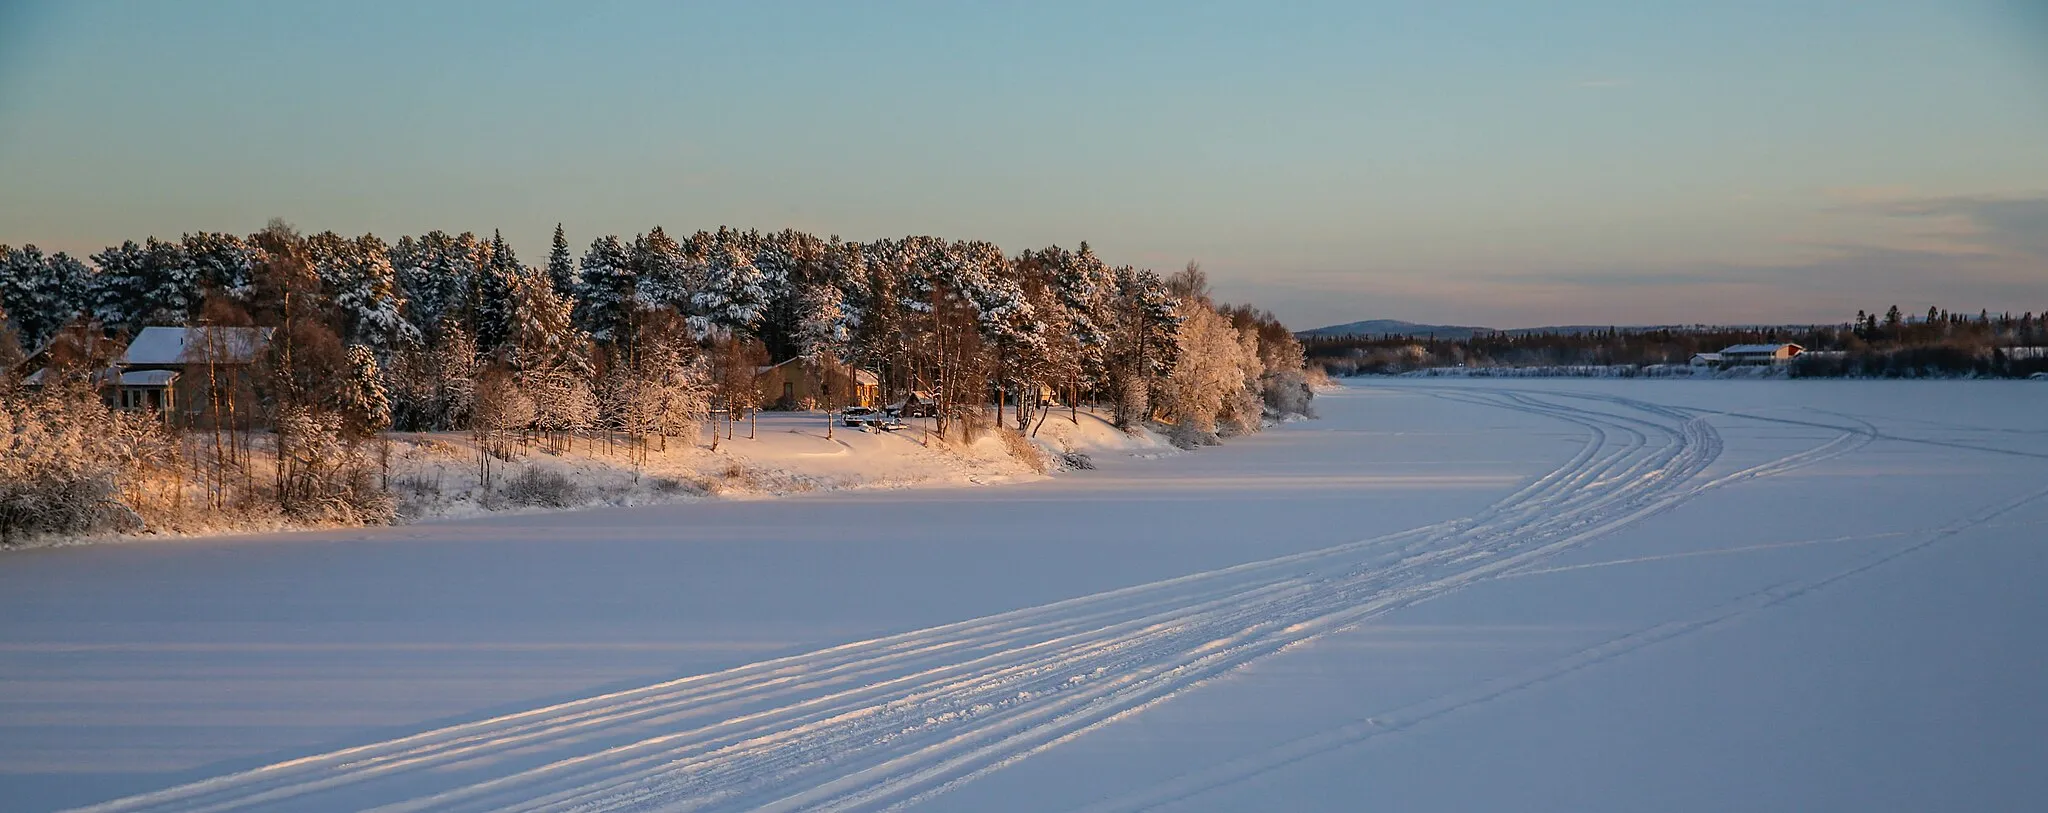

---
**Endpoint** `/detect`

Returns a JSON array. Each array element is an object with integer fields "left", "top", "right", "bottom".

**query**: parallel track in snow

[{"left": 69, "top": 389, "right": 1872, "bottom": 813}]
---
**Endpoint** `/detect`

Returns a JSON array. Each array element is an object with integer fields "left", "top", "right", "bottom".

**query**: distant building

[
  {"left": 115, "top": 326, "right": 273, "bottom": 426},
  {"left": 1688, "top": 352, "right": 1722, "bottom": 367},
  {"left": 1716, "top": 343, "right": 1804, "bottom": 366},
  {"left": 755, "top": 358, "right": 880, "bottom": 410}
]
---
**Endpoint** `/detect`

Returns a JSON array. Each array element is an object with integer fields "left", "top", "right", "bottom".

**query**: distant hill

[{"left": 1296, "top": 319, "right": 1494, "bottom": 340}]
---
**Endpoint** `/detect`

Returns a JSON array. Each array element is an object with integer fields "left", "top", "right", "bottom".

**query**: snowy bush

[
  {"left": 502, "top": 466, "right": 579, "bottom": 508},
  {"left": 0, "top": 388, "right": 152, "bottom": 544},
  {"left": 1260, "top": 368, "right": 1316, "bottom": 418}
]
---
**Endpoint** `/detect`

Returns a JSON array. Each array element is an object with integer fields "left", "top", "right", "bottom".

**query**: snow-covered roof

[
  {"left": 853, "top": 369, "right": 879, "bottom": 386},
  {"left": 119, "top": 369, "right": 180, "bottom": 387},
  {"left": 1690, "top": 352, "right": 1722, "bottom": 360},
  {"left": 1719, "top": 343, "right": 1801, "bottom": 355},
  {"left": 121, "top": 326, "right": 272, "bottom": 367},
  {"left": 23, "top": 365, "right": 119, "bottom": 387}
]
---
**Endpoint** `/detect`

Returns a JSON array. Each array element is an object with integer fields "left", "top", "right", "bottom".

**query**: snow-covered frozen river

[{"left": 4, "top": 379, "right": 2046, "bottom": 812}]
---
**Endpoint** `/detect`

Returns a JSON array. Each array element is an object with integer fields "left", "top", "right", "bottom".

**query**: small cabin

[
  {"left": 1688, "top": 352, "right": 1722, "bottom": 367},
  {"left": 755, "top": 358, "right": 880, "bottom": 410}
]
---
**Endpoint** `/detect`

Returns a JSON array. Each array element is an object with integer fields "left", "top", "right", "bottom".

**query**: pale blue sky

[{"left": 2, "top": 1, "right": 2044, "bottom": 328}]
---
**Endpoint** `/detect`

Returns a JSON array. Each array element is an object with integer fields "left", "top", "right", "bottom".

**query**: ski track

[
  {"left": 66, "top": 389, "right": 1880, "bottom": 813},
  {"left": 1068, "top": 480, "right": 2048, "bottom": 813}
]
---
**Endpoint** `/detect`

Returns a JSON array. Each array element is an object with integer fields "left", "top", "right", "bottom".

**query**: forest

[
  {"left": 1307, "top": 305, "right": 2048, "bottom": 379},
  {"left": 0, "top": 222, "right": 1314, "bottom": 543}
]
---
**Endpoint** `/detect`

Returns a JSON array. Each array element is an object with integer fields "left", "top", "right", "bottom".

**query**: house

[
  {"left": 1688, "top": 352, "right": 1722, "bottom": 368},
  {"left": 1717, "top": 343, "right": 1804, "bottom": 366},
  {"left": 17, "top": 328, "right": 124, "bottom": 391},
  {"left": 755, "top": 358, "right": 881, "bottom": 410},
  {"left": 114, "top": 326, "right": 273, "bottom": 426},
  {"left": 888, "top": 390, "right": 937, "bottom": 418}
]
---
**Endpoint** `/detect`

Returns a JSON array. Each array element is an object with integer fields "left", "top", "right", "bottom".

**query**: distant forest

[{"left": 1307, "top": 306, "right": 2048, "bottom": 378}]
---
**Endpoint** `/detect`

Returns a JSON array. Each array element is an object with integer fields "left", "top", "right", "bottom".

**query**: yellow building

[{"left": 756, "top": 358, "right": 880, "bottom": 410}]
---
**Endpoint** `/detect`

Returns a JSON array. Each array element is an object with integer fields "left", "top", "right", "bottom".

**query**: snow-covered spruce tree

[
  {"left": 181, "top": 232, "right": 259, "bottom": 304},
  {"left": 503, "top": 264, "right": 595, "bottom": 451},
  {"left": 394, "top": 231, "right": 480, "bottom": 345},
  {"left": 310, "top": 233, "right": 419, "bottom": 354},
  {"left": 629, "top": 227, "right": 692, "bottom": 319},
  {"left": 427, "top": 318, "right": 479, "bottom": 430},
  {"left": 957, "top": 248, "right": 1045, "bottom": 431},
  {"left": 335, "top": 344, "right": 392, "bottom": 440},
  {"left": 88, "top": 240, "right": 148, "bottom": 331},
  {"left": 1013, "top": 249, "right": 1080, "bottom": 430},
  {"left": 573, "top": 235, "right": 638, "bottom": 346},
  {"left": 474, "top": 231, "right": 522, "bottom": 352},
  {"left": 901, "top": 238, "right": 1000, "bottom": 440},
  {"left": 752, "top": 229, "right": 829, "bottom": 361},
  {"left": 504, "top": 265, "right": 590, "bottom": 374},
  {"left": 89, "top": 236, "right": 207, "bottom": 332},
  {"left": 856, "top": 238, "right": 913, "bottom": 394},
  {"left": 690, "top": 239, "right": 769, "bottom": 339},
  {"left": 1105, "top": 266, "right": 1181, "bottom": 429},
  {"left": 0, "top": 244, "right": 92, "bottom": 350},
  {"left": 545, "top": 223, "right": 576, "bottom": 298}
]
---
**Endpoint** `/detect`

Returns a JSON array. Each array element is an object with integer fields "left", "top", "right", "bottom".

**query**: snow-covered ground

[
  {"left": 382, "top": 407, "right": 1171, "bottom": 524},
  {"left": 3, "top": 379, "right": 2044, "bottom": 812}
]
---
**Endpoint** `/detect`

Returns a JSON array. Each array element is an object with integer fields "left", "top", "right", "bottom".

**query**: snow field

[{"left": 4, "top": 379, "right": 2044, "bottom": 811}]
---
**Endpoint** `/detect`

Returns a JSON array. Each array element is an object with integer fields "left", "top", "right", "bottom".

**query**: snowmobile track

[{"left": 69, "top": 389, "right": 1873, "bottom": 813}]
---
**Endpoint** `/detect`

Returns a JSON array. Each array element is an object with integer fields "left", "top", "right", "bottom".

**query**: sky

[{"left": 1, "top": 0, "right": 2044, "bottom": 330}]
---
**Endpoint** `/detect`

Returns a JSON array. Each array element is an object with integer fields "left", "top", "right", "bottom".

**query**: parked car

[{"left": 840, "top": 406, "right": 879, "bottom": 426}]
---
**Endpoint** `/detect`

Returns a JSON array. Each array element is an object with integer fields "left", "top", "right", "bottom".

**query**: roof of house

[
  {"left": 23, "top": 365, "right": 120, "bottom": 387},
  {"left": 1719, "top": 343, "right": 1802, "bottom": 355},
  {"left": 118, "top": 369, "right": 180, "bottom": 387},
  {"left": 755, "top": 358, "right": 879, "bottom": 384},
  {"left": 1691, "top": 352, "right": 1723, "bottom": 360},
  {"left": 121, "top": 326, "right": 272, "bottom": 367}
]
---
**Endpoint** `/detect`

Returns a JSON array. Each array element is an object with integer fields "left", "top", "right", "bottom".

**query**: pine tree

[
  {"left": 181, "top": 232, "right": 259, "bottom": 303},
  {"left": 140, "top": 236, "right": 203, "bottom": 326},
  {"left": 89, "top": 240, "right": 150, "bottom": 330},
  {"left": 474, "top": 230, "right": 522, "bottom": 352},
  {"left": 336, "top": 344, "right": 392, "bottom": 439},
  {"left": 546, "top": 224, "right": 575, "bottom": 298},
  {"left": 690, "top": 240, "right": 769, "bottom": 338},
  {"left": 629, "top": 227, "right": 692, "bottom": 315},
  {"left": 0, "top": 245, "right": 90, "bottom": 349},
  {"left": 505, "top": 265, "right": 590, "bottom": 377},
  {"left": 573, "top": 235, "right": 637, "bottom": 344},
  {"left": 313, "top": 234, "right": 418, "bottom": 354},
  {"left": 394, "top": 230, "right": 480, "bottom": 344}
]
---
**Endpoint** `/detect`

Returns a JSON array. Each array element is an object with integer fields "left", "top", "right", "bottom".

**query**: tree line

[
  {"left": 1, "top": 221, "right": 1312, "bottom": 541},
  {"left": 1307, "top": 307, "right": 2048, "bottom": 378}
]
